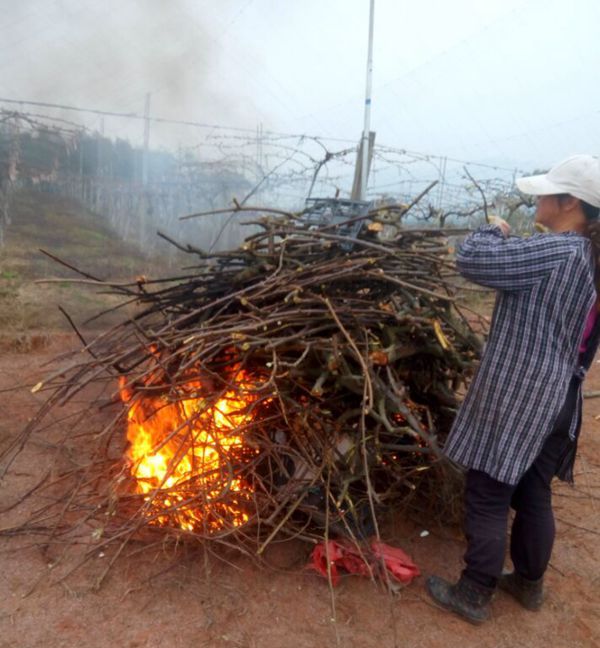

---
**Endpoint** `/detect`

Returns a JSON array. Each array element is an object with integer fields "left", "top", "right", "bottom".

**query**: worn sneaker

[
  {"left": 498, "top": 571, "right": 543, "bottom": 611},
  {"left": 425, "top": 575, "right": 492, "bottom": 625}
]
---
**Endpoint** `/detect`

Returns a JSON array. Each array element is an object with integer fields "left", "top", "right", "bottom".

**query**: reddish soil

[{"left": 1, "top": 334, "right": 599, "bottom": 648}]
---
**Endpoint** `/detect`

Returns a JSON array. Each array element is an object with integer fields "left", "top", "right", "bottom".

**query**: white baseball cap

[{"left": 516, "top": 154, "right": 600, "bottom": 208}]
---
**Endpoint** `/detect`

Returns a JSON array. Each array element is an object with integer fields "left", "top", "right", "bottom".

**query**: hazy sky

[{"left": 2, "top": 0, "right": 599, "bottom": 171}]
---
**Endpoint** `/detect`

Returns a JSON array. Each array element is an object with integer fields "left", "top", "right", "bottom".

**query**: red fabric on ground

[
  {"left": 310, "top": 540, "right": 345, "bottom": 586},
  {"left": 370, "top": 539, "right": 420, "bottom": 583},
  {"left": 309, "top": 538, "right": 419, "bottom": 586}
]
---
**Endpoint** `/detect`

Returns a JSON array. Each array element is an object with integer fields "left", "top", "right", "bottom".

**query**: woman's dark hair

[
  {"left": 581, "top": 199, "right": 600, "bottom": 222},
  {"left": 580, "top": 200, "right": 600, "bottom": 295},
  {"left": 552, "top": 195, "right": 599, "bottom": 293}
]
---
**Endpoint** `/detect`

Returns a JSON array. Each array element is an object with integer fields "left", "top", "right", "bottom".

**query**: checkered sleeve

[{"left": 457, "top": 225, "right": 576, "bottom": 291}]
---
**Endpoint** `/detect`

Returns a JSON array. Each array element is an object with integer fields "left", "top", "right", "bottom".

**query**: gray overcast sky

[{"left": 2, "top": 0, "right": 599, "bottom": 171}]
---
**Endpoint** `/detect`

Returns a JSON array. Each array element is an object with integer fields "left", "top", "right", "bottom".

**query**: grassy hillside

[{"left": 0, "top": 190, "right": 170, "bottom": 340}]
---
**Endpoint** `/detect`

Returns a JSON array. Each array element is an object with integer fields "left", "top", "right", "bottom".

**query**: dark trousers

[{"left": 462, "top": 378, "right": 579, "bottom": 590}]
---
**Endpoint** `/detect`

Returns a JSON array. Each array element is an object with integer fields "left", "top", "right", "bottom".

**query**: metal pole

[
  {"left": 437, "top": 156, "right": 447, "bottom": 210},
  {"left": 360, "top": 0, "right": 375, "bottom": 201},
  {"left": 78, "top": 132, "right": 84, "bottom": 200},
  {"left": 142, "top": 93, "right": 151, "bottom": 186}
]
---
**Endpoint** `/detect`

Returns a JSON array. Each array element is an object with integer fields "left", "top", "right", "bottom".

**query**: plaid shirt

[{"left": 444, "top": 225, "right": 597, "bottom": 485}]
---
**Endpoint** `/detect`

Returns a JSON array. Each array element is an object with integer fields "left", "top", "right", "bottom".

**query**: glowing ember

[{"left": 119, "top": 365, "right": 259, "bottom": 533}]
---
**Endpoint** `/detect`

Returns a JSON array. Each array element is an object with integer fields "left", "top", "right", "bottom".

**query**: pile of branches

[{"left": 1, "top": 202, "right": 485, "bottom": 576}]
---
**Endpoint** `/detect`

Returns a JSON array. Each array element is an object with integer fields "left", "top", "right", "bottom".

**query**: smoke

[{"left": 1, "top": 0, "right": 266, "bottom": 146}]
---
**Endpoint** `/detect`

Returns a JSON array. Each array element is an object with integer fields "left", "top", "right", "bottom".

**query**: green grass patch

[{"left": 0, "top": 189, "right": 172, "bottom": 334}]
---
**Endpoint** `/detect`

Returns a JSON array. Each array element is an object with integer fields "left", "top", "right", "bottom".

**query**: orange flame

[{"left": 119, "top": 364, "right": 259, "bottom": 533}]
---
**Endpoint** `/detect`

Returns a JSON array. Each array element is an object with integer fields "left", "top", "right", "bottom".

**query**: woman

[{"left": 426, "top": 154, "right": 600, "bottom": 624}]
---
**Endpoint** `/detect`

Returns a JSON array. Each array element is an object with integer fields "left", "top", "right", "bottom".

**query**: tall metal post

[
  {"left": 78, "top": 131, "right": 84, "bottom": 200},
  {"left": 142, "top": 93, "right": 151, "bottom": 186},
  {"left": 360, "top": 0, "right": 375, "bottom": 201},
  {"left": 97, "top": 117, "right": 104, "bottom": 176},
  {"left": 256, "top": 122, "right": 263, "bottom": 181},
  {"left": 437, "top": 156, "right": 447, "bottom": 210}
]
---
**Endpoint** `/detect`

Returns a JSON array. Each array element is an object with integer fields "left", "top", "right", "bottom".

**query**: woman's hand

[{"left": 488, "top": 215, "right": 511, "bottom": 237}]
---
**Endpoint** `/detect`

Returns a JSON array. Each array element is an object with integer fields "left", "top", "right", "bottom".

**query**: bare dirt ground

[{"left": 0, "top": 335, "right": 599, "bottom": 648}]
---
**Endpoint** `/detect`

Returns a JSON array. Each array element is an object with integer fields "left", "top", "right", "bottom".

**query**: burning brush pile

[{"left": 3, "top": 201, "right": 484, "bottom": 570}]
